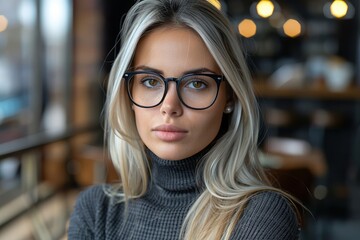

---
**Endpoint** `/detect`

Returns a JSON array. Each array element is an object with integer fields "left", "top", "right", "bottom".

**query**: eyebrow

[
  {"left": 133, "top": 65, "right": 218, "bottom": 75},
  {"left": 134, "top": 65, "right": 162, "bottom": 74}
]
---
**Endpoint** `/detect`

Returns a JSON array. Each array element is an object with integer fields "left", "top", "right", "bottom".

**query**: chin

[
  {"left": 151, "top": 147, "right": 196, "bottom": 161},
  {"left": 147, "top": 140, "right": 209, "bottom": 160},
  {"left": 154, "top": 152, "right": 186, "bottom": 161}
]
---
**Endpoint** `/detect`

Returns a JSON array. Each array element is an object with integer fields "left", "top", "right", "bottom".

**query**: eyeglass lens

[{"left": 128, "top": 72, "right": 219, "bottom": 109}]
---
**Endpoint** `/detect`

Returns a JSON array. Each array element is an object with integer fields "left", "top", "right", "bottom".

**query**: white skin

[{"left": 132, "top": 26, "right": 229, "bottom": 160}]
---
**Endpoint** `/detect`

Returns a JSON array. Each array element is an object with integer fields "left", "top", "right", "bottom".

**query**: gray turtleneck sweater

[{"left": 68, "top": 150, "right": 300, "bottom": 239}]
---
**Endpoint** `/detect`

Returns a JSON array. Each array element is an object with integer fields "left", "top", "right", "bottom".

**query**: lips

[{"left": 152, "top": 125, "right": 188, "bottom": 142}]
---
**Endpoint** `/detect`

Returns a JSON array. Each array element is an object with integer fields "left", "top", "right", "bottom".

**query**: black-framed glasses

[{"left": 123, "top": 70, "right": 224, "bottom": 110}]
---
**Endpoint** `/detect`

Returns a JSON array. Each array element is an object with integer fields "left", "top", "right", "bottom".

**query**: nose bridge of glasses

[
  {"left": 163, "top": 77, "right": 179, "bottom": 85},
  {"left": 163, "top": 77, "right": 181, "bottom": 95},
  {"left": 161, "top": 77, "right": 184, "bottom": 108},
  {"left": 163, "top": 77, "right": 179, "bottom": 96}
]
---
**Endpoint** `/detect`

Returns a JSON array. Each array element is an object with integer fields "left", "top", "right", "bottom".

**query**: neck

[{"left": 146, "top": 148, "right": 209, "bottom": 193}]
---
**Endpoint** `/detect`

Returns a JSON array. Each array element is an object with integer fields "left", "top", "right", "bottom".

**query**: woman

[{"left": 69, "top": 0, "right": 302, "bottom": 239}]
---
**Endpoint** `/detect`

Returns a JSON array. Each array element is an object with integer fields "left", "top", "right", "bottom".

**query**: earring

[{"left": 224, "top": 105, "right": 233, "bottom": 114}]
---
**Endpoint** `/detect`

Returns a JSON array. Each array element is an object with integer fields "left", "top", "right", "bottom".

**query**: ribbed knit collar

[{"left": 146, "top": 148, "right": 209, "bottom": 194}]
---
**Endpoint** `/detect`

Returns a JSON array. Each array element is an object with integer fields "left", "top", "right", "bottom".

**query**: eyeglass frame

[{"left": 123, "top": 70, "right": 225, "bottom": 110}]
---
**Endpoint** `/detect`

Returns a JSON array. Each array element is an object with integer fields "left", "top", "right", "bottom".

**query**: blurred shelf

[{"left": 253, "top": 81, "right": 360, "bottom": 100}]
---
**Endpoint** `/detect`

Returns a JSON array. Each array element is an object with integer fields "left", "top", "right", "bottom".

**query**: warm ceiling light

[
  {"left": 330, "top": 0, "right": 348, "bottom": 18},
  {"left": 238, "top": 19, "right": 257, "bottom": 38},
  {"left": 0, "top": 15, "right": 9, "bottom": 32},
  {"left": 256, "top": 0, "right": 275, "bottom": 18},
  {"left": 283, "top": 19, "right": 302, "bottom": 38},
  {"left": 207, "top": 0, "right": 221, "bottom": 10}
]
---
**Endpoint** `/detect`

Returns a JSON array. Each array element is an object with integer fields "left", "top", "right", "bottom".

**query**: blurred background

[{"left": 0, "top": 0, "right": 359, "bottom": 239}]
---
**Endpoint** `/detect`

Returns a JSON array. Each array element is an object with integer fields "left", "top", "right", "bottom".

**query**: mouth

[{"left": 152, "top": 125, "right": 188, "bottom": 142}]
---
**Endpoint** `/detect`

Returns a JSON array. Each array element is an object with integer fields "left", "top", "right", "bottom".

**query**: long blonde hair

[{"left": 105, "top": 0, "right": 300, "bottom": 239}]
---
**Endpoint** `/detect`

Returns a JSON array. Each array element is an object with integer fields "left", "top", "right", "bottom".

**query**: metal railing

[
  {"left": 0, "top": 124, "right": 100, "bottom": 239},
  {"left": 0, "top": 124, "right": 100, "bottom": 160}
]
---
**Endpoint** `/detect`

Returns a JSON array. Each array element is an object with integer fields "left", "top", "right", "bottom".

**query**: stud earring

[{"left": 224, "top": 105, "right": 233, "bottom": 114}]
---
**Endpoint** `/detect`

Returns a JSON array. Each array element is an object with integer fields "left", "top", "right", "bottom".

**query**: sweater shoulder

[
  {"left": 231, "top": 191, "right": 300, "bottom": 240},
  {"left": 80, "top": 184, "right": 110, "bottom": 202},
  {"left": 247, "top": 191, "right": 298, "bottom": 222},
  {"left": 74, "top": 184, "right": 111, "bottom": 215},
  {"left": 68, "top": 184, "right": 115, "bottom": 239}
]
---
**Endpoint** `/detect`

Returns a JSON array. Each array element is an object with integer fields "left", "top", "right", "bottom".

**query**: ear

[
  {"left": 224, "top": 86, "right": 235, "bottom": 114},
  {"left": 223, "top": 101, "right": 234, "bottom": 114}
]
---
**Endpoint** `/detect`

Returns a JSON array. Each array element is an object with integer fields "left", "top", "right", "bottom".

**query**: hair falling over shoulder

[{"left": 105, "top": 0, "right": 304, "bottom": 239}]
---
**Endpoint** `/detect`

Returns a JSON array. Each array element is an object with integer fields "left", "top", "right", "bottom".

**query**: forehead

[{"left": 133, "top": 26, "right": 220, "bottom": 75}]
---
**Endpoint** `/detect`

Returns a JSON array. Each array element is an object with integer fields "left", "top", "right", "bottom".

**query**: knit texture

[{"left": 68, "top": 151, "right": 300, "bottom": 239}]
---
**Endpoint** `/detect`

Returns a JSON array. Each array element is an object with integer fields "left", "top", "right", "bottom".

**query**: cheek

[
  {"left": 203, "top": 92, "right": 227, "bottom": 138},
  {"left": 193, "top": 108, "right": 224, "bottom": 141},
  {"left": 133, "top": 109, "right": 149, "bottom": 138},
  {"left": 210, "top": 111, "right": 224, "bottom": 133}
]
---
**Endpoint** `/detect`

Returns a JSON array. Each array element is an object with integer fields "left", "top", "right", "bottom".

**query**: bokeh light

[
  {"left": 238, "top": 19, "right": 257, "bottom": 38},
  {"left": 330, "top": 0, "right": 348, "bottom": 18},
  {"left": 283, "top": 19, "right": 302, "bottom": 38},
  {"left": 256, "top": 0, "right": 275, "bottom": 18},
  {"left": 0, "top": 15, "right": 9, "bottom": 32}
]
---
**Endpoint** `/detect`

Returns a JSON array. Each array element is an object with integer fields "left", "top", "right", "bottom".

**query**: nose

[{"left": 160, "top": 82, "right": 183, "bottom": 117}]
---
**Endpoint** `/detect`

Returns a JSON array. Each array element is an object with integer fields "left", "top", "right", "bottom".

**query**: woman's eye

[
  {"left": 142, "top": 78, "right": 161, "bottom": 88},
  {"left": 187, "top": 80, "right": 206, "bottom": 89}
]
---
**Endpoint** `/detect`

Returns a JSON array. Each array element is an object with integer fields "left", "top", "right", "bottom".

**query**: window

[{"left": 0, "top": 0, "right": 72, "bottom": 217}]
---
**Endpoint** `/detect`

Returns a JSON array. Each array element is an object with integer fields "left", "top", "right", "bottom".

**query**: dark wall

[{"left": 103, "top": 1, "right": 135, "bottom": 73}]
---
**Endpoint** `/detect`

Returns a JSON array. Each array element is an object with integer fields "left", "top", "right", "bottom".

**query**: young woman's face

[{"left": 131, "top": 27, "right": 228, "bottom": 160}]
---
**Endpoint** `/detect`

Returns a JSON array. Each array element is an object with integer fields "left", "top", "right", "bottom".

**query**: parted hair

[{"left": 105, "top": 0, "right": 300, "bottom": 239}]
